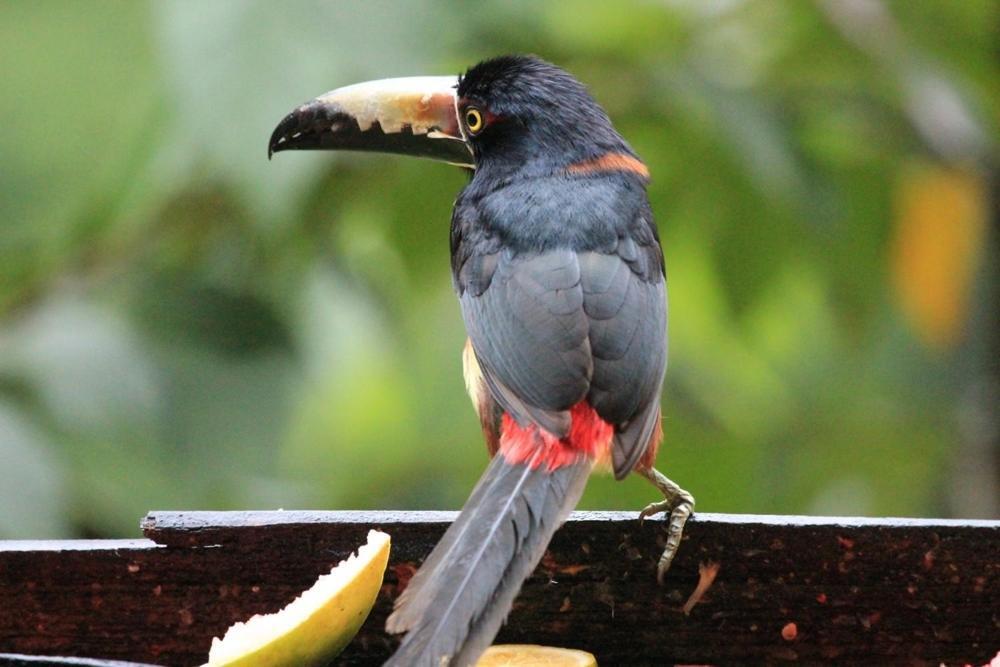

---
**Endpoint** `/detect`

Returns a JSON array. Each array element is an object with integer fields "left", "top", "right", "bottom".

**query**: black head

[{"left": 456, "top": 56, "right": 637, "bottom": 177}]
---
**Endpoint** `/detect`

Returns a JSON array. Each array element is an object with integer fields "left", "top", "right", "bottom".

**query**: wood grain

[{"left": 1, "top": 511, "right": 997, "bottom": 665}]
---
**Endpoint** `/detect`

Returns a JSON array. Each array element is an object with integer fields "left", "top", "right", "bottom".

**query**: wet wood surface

[{"left": 0, "top": 511, "right": 997, "bottom": 665}]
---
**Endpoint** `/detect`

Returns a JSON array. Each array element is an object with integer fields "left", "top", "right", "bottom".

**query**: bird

[{"left": 269, "top": 54, "right": 694, "bottom": 667}]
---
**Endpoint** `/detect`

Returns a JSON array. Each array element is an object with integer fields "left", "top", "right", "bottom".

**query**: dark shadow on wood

[{"left": 1, "top": 511, "right": 997, "bottom": 665}]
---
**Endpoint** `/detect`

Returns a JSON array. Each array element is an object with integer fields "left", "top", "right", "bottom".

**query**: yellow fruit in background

[
  {"left": 205, "top": 530, "right": 390, "bottom": 667},
  {"left": 891, "top": 164, "right": 987, "bottom": 351}
]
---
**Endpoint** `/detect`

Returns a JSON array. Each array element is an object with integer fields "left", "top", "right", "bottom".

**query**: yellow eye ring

[{"left": 464, "top": 107, "right": 484, "bottom": 134}]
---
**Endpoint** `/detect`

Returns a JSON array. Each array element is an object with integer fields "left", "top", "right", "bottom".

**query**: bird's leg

[{"left": 638, "top": 466, "right": 695, "bottom": 584}]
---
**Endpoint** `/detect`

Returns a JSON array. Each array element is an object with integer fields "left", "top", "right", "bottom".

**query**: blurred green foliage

[{"left": 0, "top": 1, "right": 996, "bottom": 538}]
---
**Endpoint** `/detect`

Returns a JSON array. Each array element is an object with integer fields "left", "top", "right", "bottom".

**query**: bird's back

[{"left": 452, "top": 169, "right": 667, "bottom": 476}]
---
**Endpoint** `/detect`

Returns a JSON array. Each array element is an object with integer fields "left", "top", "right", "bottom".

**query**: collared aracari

[{"left": 269, "top": 55, "right": 694, "bottom": 667}]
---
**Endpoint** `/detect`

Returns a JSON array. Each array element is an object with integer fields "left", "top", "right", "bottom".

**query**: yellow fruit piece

[
  {"left": 891, "top": 164, "right": 987, "bottom": 350},
  {"left": 477, "top": 644, "right": 598, "bottom": 666},
  {"left": 204, "top": 530, "right": 390, "bottom": 667}
]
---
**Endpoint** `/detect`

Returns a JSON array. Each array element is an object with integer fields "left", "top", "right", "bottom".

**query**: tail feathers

[
  {"left": 385, "top": 454, "right": 591, "bottom": 667},
  {"left": 385, "top": 454, "right": 509, "bottom": 634}
]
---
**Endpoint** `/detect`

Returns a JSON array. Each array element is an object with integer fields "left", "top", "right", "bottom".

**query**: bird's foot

[{"left": 638, "top": 466, "right": 694, "bottom": 584}]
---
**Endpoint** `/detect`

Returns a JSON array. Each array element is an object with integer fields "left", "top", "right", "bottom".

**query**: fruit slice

[
  {"left": 205, "top": 530, "right": 390, "bottom": 667},
  {"left": 476, "top": 645, "right": 597, "bottom": 666}
]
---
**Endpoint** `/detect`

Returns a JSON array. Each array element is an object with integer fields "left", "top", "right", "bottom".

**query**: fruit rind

[{"left": 205, "top": 529, "right": 390, "bottom": 667}]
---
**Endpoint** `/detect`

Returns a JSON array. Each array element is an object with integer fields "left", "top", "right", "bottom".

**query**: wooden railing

[{"left": 1, "top": 511, "right": 997, "bottom": 665}]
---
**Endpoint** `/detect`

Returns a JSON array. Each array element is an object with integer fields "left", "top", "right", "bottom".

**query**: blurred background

[{"left": 0, "top": 0, "right": 996, "bottom": 539}]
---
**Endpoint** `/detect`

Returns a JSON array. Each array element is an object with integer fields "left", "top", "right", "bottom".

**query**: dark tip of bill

[{"left": 267, "top": 108, "right": 304, "bottom": 160}]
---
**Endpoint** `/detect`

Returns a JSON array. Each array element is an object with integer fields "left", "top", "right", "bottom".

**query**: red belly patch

[{"left": 499, "top": 402, "right": 613, "bottom": 471}]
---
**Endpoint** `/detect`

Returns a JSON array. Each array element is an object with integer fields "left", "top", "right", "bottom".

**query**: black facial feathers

[{"left": 456, "top": 55, "right": 638, "bottom": 174}]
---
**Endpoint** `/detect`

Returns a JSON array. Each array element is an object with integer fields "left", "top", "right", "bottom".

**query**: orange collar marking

[{"left": 567, "top": 152, "right": 649, "bottom": 180}]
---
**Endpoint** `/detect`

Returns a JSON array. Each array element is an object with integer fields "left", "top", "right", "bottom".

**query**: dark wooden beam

[{"left": 1, "top": 511, "right": 997, "bottom": 665}]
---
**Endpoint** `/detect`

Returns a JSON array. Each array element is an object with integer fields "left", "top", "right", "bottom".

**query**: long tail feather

[{"left": 385, "top": 454, "right": 591, "bottom": 666}]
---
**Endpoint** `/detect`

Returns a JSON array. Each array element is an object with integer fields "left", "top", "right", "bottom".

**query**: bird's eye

[{"left": 464, "top": 107, "right": 484, "bottom": 135}]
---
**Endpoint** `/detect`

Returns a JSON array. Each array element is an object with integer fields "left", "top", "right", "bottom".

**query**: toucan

[{"left": 269, "top": 55, "right": 694, "bottom": 667}]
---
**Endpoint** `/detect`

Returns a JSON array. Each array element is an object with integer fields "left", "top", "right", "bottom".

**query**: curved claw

[
  {"left": 655, "top": 497, "right": 693, "bottom": 584},
  {"left": 638, "top": 499, "right": 671, "bottom": 526},
  {"left": 636, "top": 467, "right": 695, "bottom": 585}
]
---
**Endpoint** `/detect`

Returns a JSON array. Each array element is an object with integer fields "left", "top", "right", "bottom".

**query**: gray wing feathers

[
  {"left": 580, "top": 252, "right": 667, "bottom": 477},
  {"left": 461, "top": 250, "right": 592, "bottom": 436},
  {"left": 462, "top": 248, "right": 666, "bottom": 475}
]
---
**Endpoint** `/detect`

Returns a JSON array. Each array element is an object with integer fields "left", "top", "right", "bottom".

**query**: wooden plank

[
  {"left": 0, "top": 511, "right": 997, "bottom": 665},
  {"left": 0, "top": 655, "right": 161, "bottom": 667}
]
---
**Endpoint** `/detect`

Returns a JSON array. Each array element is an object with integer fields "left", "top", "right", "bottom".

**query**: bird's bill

[{"left": 268, "top": 76, "right": 472, "bottom": 167}]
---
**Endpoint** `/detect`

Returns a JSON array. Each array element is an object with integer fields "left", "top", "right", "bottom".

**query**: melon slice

[
  {"left": 476, "top": 645, "right": 598, "bottom": 666},
  {"left": 205, "top": 529, "right": 390, "bottom": 667}
]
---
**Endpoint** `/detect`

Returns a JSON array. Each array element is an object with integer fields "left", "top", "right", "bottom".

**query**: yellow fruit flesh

[
  {"left": 477, "top": 644, "right": 598, "bottom": 666},
  {"left": 205, "top": 530, "right": 390, "bottom": 667}
]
